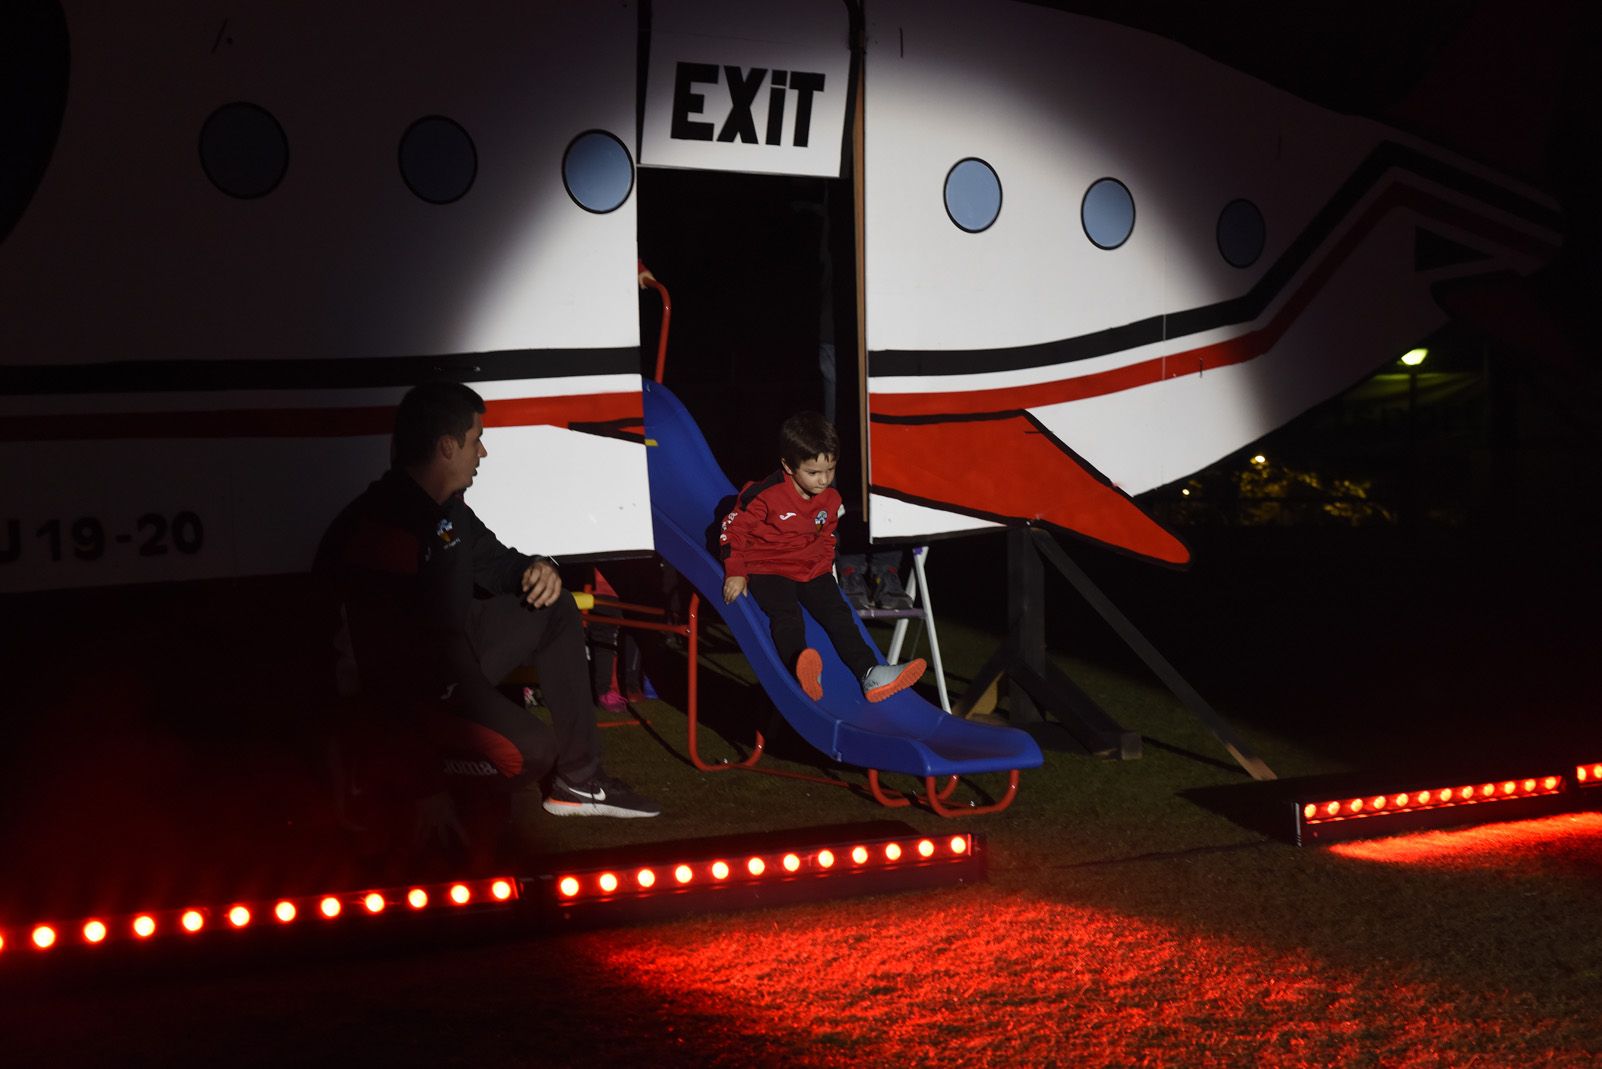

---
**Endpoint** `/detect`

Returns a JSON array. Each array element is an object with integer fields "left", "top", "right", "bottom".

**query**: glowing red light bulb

[
  {"left": 636, "top": 868, "right": 656, "bottom": 889},
  {"left": 711, "top": 861, "right": 730, "bottom": 880},
  {"left": 949, "top": 836, "right": 969, "bottom": 855},
  {"left": 1592, "top": 764, "right": 1602, "bottom": 779},
  {"left": 491, "top": 880, "right": 513, "bottom": 901},
  {"left": 885, "top": 842, "right": 904, "bottom": 860},
  {"left": 1458, "top": 786, "right": 1474, "bottom": 801},
  {"left": 851, "top": 845, "right": 869, "bottom": 865},
  {"left": 1580, "top": 766, "right": 1590, "bottom": 783},
  {"left": 320, "top": 897, "right": 342, "bottom": 919},
  {"left": 1324, "top": 801, "right": 1340, "bottom": 817},
  {"left": 449, "top": 884, "right": 471, "bottom": 905},
  {"left": 181, "top": 910, "right": 204, "bottom": 933},
  {"left": 597, "top": 872, "right": 619, "bottom": 893},
  {"left": 917, "top": 839, "right": 935, "bottom": 858},
  {"left": 82, "top": 920, "right": 107, "bottom": 944},
  {"left": 407, "top": 889, "right": 428, "bottom": 910},
  {"left": 363, "top": 893, "right": 385, "bottom": 914},
  {"left": 1347, "top": 798, "right": 1363, "bottom": 814},
  {"left": 782, "top": 854, "right": 801, "bottom": 873},
  {"left": 1522, "top": 778, "right": 1536, "bottom": 793},
  {"left": 558, "top": 876, "right": 580, "bottom": 898},
  {"left": 815, "top": 850, "right": 835, "bottom": 869},
  {"left": 1479, "top": 783, "right": 1494, "bottom": 798},
  {"left": 32, "top": 925, "right": 56, "bottom": 950},
  {"left": 1435, "top": 789, "right": 1452, "bottom": 803},
  {"left": 132, "top": 915, "right": 156, "bottom": 938},
  {"left": 673, "top": 864, "right": 693, "bottom": 885},
  {"left": 747, "top": 857, "right": 766, "bottom": 876},
  {"left": 1501, "top": 781, "right": 1516, "bottom": 795},
  {"left": 275, "top": 901, "right": 296, "bottom": 923},
  {"left": 1394, "top": 793, "right": 1410, "bottom": 807},
  {"left": 1542, "top": 776, "right": 1559, "bottom": 791},
  {"left": 228, "top": 906, "right": 251, "bottom": 928},
  {"left": 1370, "top": 796, "right": 1386, "bottom": 810}
]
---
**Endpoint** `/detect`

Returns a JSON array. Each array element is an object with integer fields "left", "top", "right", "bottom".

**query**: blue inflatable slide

[{"left": 643, "top": 379, "right": 1043, "bottom": 780}]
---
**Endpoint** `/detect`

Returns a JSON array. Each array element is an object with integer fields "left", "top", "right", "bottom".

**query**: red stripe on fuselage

[
  {"left": 0, "top": 392, "right": 643, "bottom": 441},
  {"left": 869, "top": 182, "right": 1554, "bottom": 420}
]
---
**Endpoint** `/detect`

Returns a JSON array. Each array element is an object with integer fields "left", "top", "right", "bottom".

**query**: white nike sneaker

[{"left": 542, "top": 772, "right": 661, "bottom": 818}]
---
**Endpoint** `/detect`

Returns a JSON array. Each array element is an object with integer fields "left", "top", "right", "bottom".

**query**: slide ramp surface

[{"left": 643, "top": 380, "right": 1043, "bottom": 778}]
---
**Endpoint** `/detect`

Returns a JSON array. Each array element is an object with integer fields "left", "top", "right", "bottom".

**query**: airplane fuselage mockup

[{"left": 0, "top": 0, "right": 1560, "bottom": 593}]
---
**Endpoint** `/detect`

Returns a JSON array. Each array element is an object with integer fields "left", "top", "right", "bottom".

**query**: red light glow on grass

[
  {"left": 1329, "top": 812, "right": 1602, "bottom": 867},
  {"left": 570, "top": 884, "right": 1593, "bottom": 1067}
]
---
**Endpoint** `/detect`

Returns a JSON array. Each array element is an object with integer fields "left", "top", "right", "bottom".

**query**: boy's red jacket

[{"left": 719, "top": 470, "right": 844, "bottom": 582}]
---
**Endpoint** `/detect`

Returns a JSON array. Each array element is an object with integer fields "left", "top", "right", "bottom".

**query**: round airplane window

[
  {"left": 199, "top": 102, "right": 288, "bottom": 200},
  {"left": 562, "top": 130, "right": 634, "bottom": 214},
  {"left": 1081, "top": 178, "right": 1134, "bottom": 250},
  {"left": 398, "top": 116, "right": 477, "bottom": 205},
  {"left": 944, "top": 158, "right": 1002, "bottom": 233},
  {"left": 1217, "top": 198, "right": 1266, "bottom": 268}
]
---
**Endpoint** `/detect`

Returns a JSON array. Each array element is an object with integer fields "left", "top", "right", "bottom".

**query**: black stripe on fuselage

[
  {"left": 0, "top": 346, "right": 642, "bottom": 396},
  {"left": 869, "top": 140, "right": 1559, "bottom": 379}
]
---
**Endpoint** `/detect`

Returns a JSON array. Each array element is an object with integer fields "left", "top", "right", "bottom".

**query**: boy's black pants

[{"left": 746, "top": 573, "right": 879, "bottom": 680}]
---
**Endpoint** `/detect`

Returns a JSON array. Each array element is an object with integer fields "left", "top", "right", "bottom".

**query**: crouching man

[{"left": 316, "top": 381, "right": 659, "bottom": 819}]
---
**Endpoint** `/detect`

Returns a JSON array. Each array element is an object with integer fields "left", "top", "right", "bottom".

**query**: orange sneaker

[
  {"left": 795, "top": 647, "right": 824, "bottom": 700},
  {"left": 862, "top": 659, "right": 926, "bottom": 703}
]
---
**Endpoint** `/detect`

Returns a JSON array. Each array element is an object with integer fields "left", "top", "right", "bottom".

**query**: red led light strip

[
  {"left": 0, "top": 877, "right": 518, "bottom": 959},
  {"left": 1301, "top": 775, "right": 1564, "bottom": 826},
  {"left": 552, "top": 834, "right": 974, "bottom": 904},
  {"left": 1574, "top": 762, "right": 1602, "bottom": 788}
]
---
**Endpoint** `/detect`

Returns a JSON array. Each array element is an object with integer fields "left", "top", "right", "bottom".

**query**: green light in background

[{"left": 1400, "top": 347, "right": 1428, "bottom": 367}]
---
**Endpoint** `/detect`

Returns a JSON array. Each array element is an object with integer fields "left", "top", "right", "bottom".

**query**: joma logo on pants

[{"left": 671, "top": 63, "right": 827, "bottom": 147}]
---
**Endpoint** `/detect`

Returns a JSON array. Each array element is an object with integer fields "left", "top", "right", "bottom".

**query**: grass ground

[{"left": 2, "top": 527, "right": 1600, "bottom": 1065}]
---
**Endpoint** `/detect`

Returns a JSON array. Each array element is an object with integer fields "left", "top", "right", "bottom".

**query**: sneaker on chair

[
  {"left": 542, "top": 772, "right": 661, "bottom": 818},
  {"left": 872, "top": 567, "right": 915, "bottom": 611},
  {"left": 861, "top": 659, "right": 926, "bottom": 703},
  {"left": 795, "top": 647, "right": 824, "bottom": 700}
]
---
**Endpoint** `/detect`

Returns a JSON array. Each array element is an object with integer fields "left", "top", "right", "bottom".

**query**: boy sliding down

[{"left": 720, "top": 412, "right": 926, "bottom": 703}]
